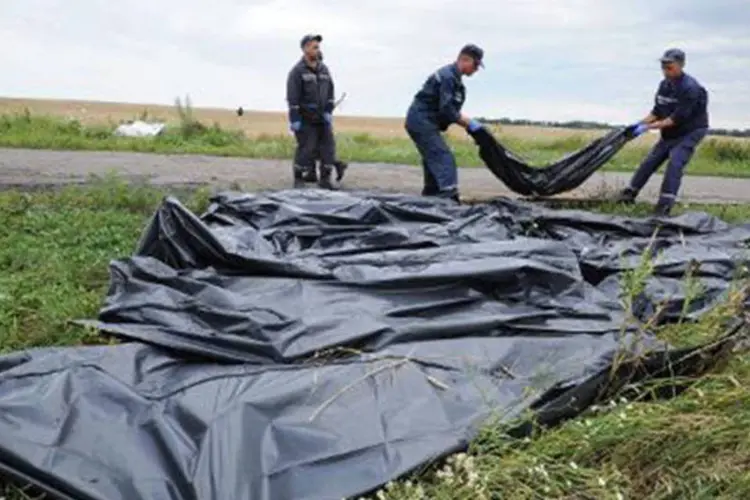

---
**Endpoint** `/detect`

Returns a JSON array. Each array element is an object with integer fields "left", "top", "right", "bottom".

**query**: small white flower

[
  {"left": 467, "top": 471, "right": 480, "bottom": 486},
  {"left": 569, "top": 461, "right": 579, "bottom": 470},
  {"left": 438, "top": 466, "right": 455, "bottom": 481},
  {"left": 598, "top": 477, "right": 607, "bottom": 487}
]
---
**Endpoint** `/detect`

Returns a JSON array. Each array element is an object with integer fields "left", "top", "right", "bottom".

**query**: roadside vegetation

[
  {"left": 0, "top": 181, "right": 748, "bottom": 499},
  {"left": 1, "top": 104, "right": 750, "bottom": 178}
]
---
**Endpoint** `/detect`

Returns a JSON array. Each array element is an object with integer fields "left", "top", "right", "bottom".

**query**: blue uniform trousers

[
  {"left": 405, "top": 109, "right": 458, "bottom": 198},
  {"left": 629, "top": 128, "right": 707, "bottom": 206}
]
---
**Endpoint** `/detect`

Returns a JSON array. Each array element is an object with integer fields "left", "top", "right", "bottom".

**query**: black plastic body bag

[
  {"left": 469, "top": 126, "right": 636, "bottom": 196},
  {"left": 0, "top": 190, "right": 746, "bottom": 500}
]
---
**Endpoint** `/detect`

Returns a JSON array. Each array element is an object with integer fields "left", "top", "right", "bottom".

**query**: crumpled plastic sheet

[
  {"left": 469, "top": 126, "right": 636, "bottom": 196},
  {"left": 0, "top": 191, "right": 747, "bottom": 500},
  {"left": 113, "top": 120, "right": 166, "bottom": 138}
]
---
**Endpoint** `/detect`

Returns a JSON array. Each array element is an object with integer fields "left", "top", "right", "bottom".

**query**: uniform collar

[
  {"left": 667, "top": 72, "right": 686, "bottom": 87},
  {"left": 301, "top": 56, "right": 319, "bottom": 70}
]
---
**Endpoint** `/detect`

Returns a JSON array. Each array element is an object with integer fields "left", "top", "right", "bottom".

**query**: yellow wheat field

[{"left": 8, "top": 97, "right": 744, "bottom": 146}]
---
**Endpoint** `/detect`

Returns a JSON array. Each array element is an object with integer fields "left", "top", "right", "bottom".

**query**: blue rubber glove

[
  {"left": 289, "top": 121, "right": 302, "bottom": 133},
  {"left": 323, "top": 113, "right": 333, "bottom": 125},
  {"left": 632, "top": 123, "right": 648, "bottom": 137},
  {"left": 467, "top": 119, "right": 482, "bottom": 133}
]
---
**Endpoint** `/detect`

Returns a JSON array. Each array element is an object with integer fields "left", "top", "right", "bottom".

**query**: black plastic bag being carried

[{"left": 468, "top": 126, "right": 637, "bottom": 197}]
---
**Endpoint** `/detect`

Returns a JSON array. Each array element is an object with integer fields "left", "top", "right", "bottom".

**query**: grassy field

[
  {"left": 2, "top": 97, "right": 750, "bottom": 178},
  {"left": 0, "top": 181, "right": 748, "bottom": 499}
]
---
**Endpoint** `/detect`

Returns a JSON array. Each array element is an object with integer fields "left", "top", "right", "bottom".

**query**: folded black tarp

[
  {"left": 0, "top": 191, "right": 747, "bottom": 500},
  {"left": 468, "top": 126, "right": 636, "bottom": 196}
]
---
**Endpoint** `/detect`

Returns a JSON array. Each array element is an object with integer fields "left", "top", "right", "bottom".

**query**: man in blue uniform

[
  {"left": 617, "top": 48, "right": 709, "bottom": 216},
  {"left": 313, "top": 50, "right": 347, "bottom": 184},
  {"left": 286, "top": 34, "right": 338, "bottom": 189},
  {"left": 405, "top": 44, "right": 486, "bottom": 202}
]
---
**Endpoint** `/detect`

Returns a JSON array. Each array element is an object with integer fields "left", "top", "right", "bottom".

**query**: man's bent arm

[
  {"left": 324, "top": 68, "right": 335, "bottom": 114},
  {"left": 286, "top": 68, "right": 302, "bottom": 123},
  {"left": 663, "top": 85, "right": 699, "bottom": 129},
  {"left": 648, "top": 117, "right": 676, "bottom": 130},
  {"left": 650, "top": 89, "right": 698, "bottom": 130},
  {"left": 438, "top": 75, "right": 461, "bottom": 125},
  {"left": 456, "top": 113, "right": 471, "bottom": 128}
]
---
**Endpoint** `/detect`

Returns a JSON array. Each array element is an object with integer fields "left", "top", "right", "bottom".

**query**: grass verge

[
  {"left": 2, "top": 112, "right": 750, "bottom": 177},
  {"left": 0, "top": 181, "right": 748, "bottom": 499}
]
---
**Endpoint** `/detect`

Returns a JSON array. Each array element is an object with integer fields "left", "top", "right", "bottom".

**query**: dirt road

[{"left": 2, "top": 147, "right": 750, "bottom": 203}]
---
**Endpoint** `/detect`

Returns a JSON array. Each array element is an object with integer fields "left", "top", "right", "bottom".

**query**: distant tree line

[
  {"left": 708, "top": 128, "right": 750, "bottom": 138},
  {"left": 477, "top": 117, "right": 750, "bottom": 138}
]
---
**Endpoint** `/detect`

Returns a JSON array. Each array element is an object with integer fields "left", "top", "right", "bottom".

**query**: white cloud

[{"left": 0, "top": 0, "right": 748, "bottom": 128}]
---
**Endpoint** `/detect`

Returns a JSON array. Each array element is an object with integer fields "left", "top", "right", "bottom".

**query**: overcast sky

[{"left": 2, "top": 0, "right": 749, "bottom": 128}]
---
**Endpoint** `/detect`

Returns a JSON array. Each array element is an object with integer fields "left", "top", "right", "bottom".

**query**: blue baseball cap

[
  {"left": 460, "top": 44, "right": 485, "bottom": 68},
  {"left": 660, "top": 48, "right": 685, "bottom": 64},
  {"left": 300, "top": 34, "right": 322, "bottom": 49}
]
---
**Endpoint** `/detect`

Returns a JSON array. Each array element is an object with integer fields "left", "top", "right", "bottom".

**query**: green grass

[
  {"left": 0, "top": 182, "right": 748, "bottom": 499},
  {"left": 2, "top": 112, "right": 750, "bottom": 178},
  {"left": 0, "top": 182, "right": 214, "bottom": 353}
]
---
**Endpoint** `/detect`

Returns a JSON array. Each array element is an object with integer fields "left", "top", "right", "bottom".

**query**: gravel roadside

[{"left": 2, "top": 147, "right": 750, "bottom": 203}]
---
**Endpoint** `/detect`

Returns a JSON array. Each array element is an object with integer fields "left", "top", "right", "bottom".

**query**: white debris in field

[{"left": 114, "top": 120, "right": 166, "bottom": 138}]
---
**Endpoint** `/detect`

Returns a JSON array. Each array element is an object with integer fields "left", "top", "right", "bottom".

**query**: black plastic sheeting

[
  {"left": 469, "top": 126, "right": 637, "bottom": 196},
  {"left": 0, "top": 191, "right": 747, "bottom": 500}
]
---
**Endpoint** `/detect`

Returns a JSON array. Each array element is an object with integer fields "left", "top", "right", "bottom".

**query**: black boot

[
  {"left": 653, "top": 202, "right": 672, "bottom": 217},
  {"left": 302, "top": 166, "right": 318, "bottom": 183},
  {"left": 334, "top": 160, "right": 348, "bottom": 182},
  {"left": 293, "top": 165, "right": 306, "bottom": 188},
  {"left": 436, "top": 189, "right": 460, "bottom": 204},
  {"left": 615, "top": 187, "right": 637, "bottom": 204},
  {"left": 318, "top": 165, "right": 337, "bottom": 190}
]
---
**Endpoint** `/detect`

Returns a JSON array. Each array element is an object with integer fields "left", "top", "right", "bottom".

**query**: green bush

[{"left": 702, "top": 139, "right": 750, "bottom": 163}]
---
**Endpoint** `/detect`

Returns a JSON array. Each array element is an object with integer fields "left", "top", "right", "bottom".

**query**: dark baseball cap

[
  {"left": 660, "top": 48, "right": 685, "bottom": 64},
  {"left": 460, "top": 44, "right": 485, "bottom": 67},
  {"left": 300, "top": 34, "right": 323, "bottom": 49}
]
